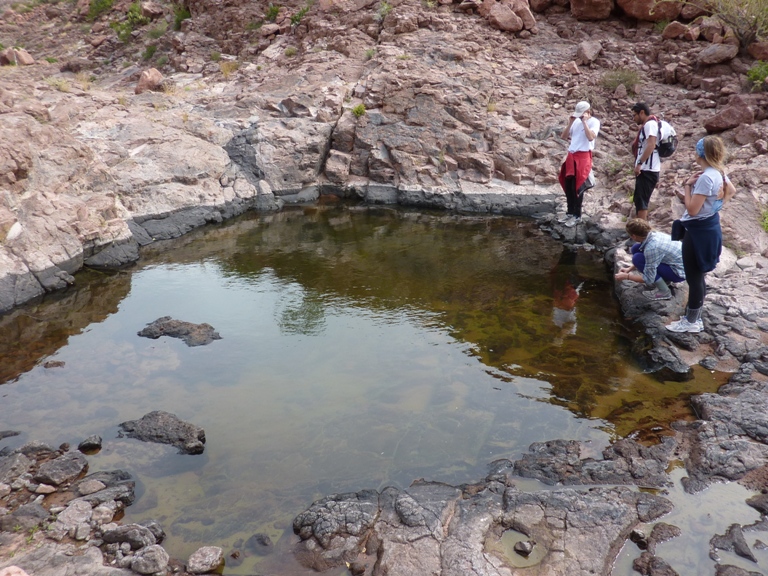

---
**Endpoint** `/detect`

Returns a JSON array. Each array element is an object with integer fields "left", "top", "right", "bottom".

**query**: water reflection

[{"left": 0, "top": 206, "right": 723, "bottom": 574}]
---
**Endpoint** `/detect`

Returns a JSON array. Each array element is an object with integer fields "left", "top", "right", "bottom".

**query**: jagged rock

[
  {"left": 119, "top": 411, "right": 206, "bottom": 454},
  {"left": 711, "top": 523, "right": 757, "bottom": 563},
  {"left": 137, "top": 317, "right": 221, "bottom": 347}
]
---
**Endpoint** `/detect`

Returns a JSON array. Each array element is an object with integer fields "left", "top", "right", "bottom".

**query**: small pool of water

[{"left": 0, "top": 205, "right": 725, "bottom": 574}]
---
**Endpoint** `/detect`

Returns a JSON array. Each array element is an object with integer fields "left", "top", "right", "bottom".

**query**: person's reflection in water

[{"left": 550, "top": 248, "right": 584, "bottom": 345}]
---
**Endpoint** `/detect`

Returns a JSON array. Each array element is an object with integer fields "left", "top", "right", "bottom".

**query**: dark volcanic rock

[
  {"left": 102, "top": 523, "right": 157, "bottom": 549},
  {"left": 78, "top": 435, "right": 103, "bottom": 453},
  {"left": 137, "top": 316, "right": 222, "bottom": 347},
  {"left": 511, "top": 437, "right": 675, "bottom": 487},
  {"left": 678, "top": 420, "right": 768, "bottom": 493},
  {"left": 119, "top": 411, "right": 206, "bottom": 454},
  {"left": 711, "top": 524, "right": 758, "bottom": 563}
]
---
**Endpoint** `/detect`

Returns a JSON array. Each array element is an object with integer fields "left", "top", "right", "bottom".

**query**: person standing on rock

[
  {"left": 615, "top": 219, "right": 685, "bottom": 301},
  {"left": 666, "top": 136, "right": 731, "bottom": 333},
  {"left": 558, "top": 101, "right": 600, "bottom": 228},
  {"left": 630, "top": 102, "right": 660, "bottom": 220}
]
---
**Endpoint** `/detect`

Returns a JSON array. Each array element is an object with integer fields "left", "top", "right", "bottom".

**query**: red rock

[
  {"left": 571, "top": 0, "right": 613, "bottom": 20},
  {"left": 697, "top": 43, "right": 738, "bottom": 65},
  {"left": 703, "top": 103, "right": 754, "bottom": 133},
  {"left": 661, "top": 21, "right": 687, "bottom": 40},
  {"left": 134, "top": 68, "right": 164, "bottom": 94},
  {"left": 488, "top": 3, "right": 524, "bottom": 32},
  {"left": 616, "top": 0, "right": 680, "bottom": 21},
  {"left": 748, "top": 41, "right": 768, "bottom": 61}
]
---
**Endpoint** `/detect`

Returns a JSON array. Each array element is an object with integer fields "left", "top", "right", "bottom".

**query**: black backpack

[{"left": 652, "top": 116, "right": 678, "bottom": 159}]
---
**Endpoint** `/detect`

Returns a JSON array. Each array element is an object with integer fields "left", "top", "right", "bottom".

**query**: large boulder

[
  {"left": 616, "top": 0, "right": 681, "bottom": 21},
  {"left": 571, "top": 0, "right": 614, "bottom": 20}
]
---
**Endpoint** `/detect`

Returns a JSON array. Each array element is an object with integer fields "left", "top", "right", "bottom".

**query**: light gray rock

[
  {"left": 130, "top": 545, "right": 169, "bottom": 575},
  {"left": 33, "top": 452, "right": 88, "bottom": 487},
  {"left": 186, "top": 546, "right": 224, "bottom": 574}
]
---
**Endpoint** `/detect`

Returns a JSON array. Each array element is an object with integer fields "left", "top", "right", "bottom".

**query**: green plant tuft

[
  {"left": 126, "top": 1, "right": 149, "bottom": 26},
  {"left": 148, "top": 20, "right": 167, "bottom": 38},
  {"left": 374, "top": 0, "right": 391, "bottom": 21},
  {"left": 210, "top": 51, "right": 221, "bottom": 61},
  {"left": 156, "top": 54, "right": 168, "bottom": 67},
  {"left": 290, "top": 2, "right": 310, "bottom": 24},
  {"left": 142, "top": 44, "right": 157, "bottom": 60},
  {"left": 265, "top": 3, "right": 279, "bottom": 21},
  {"left": 172, "top": 3, "right": 190, "bottom": 30},
  {"left": 747, "top": 60, "right": 768, "bottom": 90},
  {"left": 653, "top": 18, "right": 669, "bottom": 33},
  {"left": 87, "top": 0, "right": 113, "bottom": 21},
  {"left": 44, "top": 56, "right": 58, "bottom": 63},
  {"left": 364, "top": 48, "right": 375, "bottom": 60},
  {"left": 601, "top": 67, "right": 641, "bottom": 94},
  {"left": 762, "top": 208, "right": 768, "bottom": 233},
  {"left": 284, "top": 46, "right": 297, "bottom": 57},
  {"left": 352, "top": 103, "right": 366, "bottom": 118}
]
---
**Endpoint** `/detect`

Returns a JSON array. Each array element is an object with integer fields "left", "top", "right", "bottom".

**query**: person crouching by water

[
  {"left": 615, "top": 219, "right": 685, "bottom": 300},
  {"left": 666, "top": 136, "right": 734, "bottom": 333},
  {"left": 558, "top": 101, "right": 600, "bottom": 228}
]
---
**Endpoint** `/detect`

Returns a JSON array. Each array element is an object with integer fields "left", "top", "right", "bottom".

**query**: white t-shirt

[
  {"left": 682, "top": 167, "right": 724, "bottom": 222},
  {"left": 568, "top": 117, "right": 600, "bottom": 153},
  {"left": 636, "top": 119, "right": 660, "bottom": 173}
]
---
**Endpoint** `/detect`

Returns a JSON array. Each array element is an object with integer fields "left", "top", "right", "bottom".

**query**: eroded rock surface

[{"left": 293, "top": 463, "right": 674, "bottom": 575}]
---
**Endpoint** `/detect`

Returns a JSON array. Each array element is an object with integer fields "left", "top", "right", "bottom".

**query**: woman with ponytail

[{"left": 666, "top": 136, "right": 734, "bottom": 333}]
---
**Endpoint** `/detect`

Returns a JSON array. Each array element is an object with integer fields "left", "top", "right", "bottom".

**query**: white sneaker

[
  {"left": 665, "top": 318, "right": 704, "bottom": 333},
  {"left": 557, "top": 214, "right": 571, "bottom": 223},
  {"left": 565, "top": 216, "right": 582, "bottom": 228}
]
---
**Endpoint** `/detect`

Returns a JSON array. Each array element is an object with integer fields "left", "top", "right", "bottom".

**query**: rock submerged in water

[
  {"left": 119, "top": 411, "right": 206, "bottom": 455},
  {"left": 137, "top": 316, "right": 222, "bottom": 347}
]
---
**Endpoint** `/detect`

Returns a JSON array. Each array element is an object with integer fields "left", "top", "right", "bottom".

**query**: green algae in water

[{"left": 0, "top": 205, "right": 727, "bottom": 574}]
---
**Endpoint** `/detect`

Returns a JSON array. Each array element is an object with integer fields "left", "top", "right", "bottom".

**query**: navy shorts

[{"left": 634, "top": 171, "right": 659, "bottom": 211}]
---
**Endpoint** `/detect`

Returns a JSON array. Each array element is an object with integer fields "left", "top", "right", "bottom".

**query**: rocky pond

[{"left": 3, "top": 204, "right": 765, "bottom": 575}]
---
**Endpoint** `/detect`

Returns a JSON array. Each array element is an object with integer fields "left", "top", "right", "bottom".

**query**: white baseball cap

[{"left": 571, "top": 101, "right": 590, "bottom": 118}]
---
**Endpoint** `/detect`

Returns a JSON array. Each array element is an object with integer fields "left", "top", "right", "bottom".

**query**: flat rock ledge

[{"left": 292, "top": 451, "right": 676, "bottom": 576}]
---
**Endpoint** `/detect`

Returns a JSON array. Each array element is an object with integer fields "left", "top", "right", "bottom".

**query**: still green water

[{"left": 0, "top": 206, "right": 726, "bottom": 574}]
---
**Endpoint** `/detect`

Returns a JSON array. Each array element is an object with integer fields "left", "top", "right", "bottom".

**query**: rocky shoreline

[{"left": 1, "top": 203, "right": 767, "bottom": 576}]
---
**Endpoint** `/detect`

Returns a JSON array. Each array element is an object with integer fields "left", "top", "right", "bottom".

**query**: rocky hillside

[{"left": 0, "top": 0, "right": 767, "bottom": 312}]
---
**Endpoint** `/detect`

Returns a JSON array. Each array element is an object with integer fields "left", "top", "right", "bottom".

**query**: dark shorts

[{"left": 634, "top": 171, "right": 659, "bottom": 211}]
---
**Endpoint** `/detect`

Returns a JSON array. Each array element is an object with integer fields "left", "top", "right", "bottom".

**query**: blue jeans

[{"left": 631, "top": 243, "right": 685, "bottom": 283}]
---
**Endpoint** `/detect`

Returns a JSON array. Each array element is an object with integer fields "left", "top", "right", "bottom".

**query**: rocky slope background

[{"left": 2, "top": 0, "right": 768, "bottom": 573}]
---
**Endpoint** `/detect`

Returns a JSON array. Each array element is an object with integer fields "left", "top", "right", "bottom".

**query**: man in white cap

[{"left": 558, "top": 101, "right": 600, "bottom": 227}]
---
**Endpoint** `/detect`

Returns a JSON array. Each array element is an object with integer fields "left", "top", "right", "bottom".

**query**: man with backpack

[{"left": 631, "top": 102, "right": 661, "bottom": 220}]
